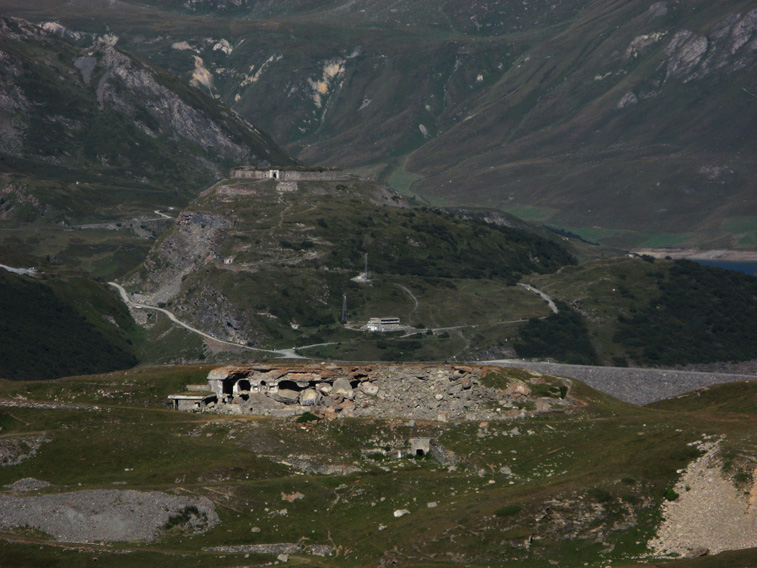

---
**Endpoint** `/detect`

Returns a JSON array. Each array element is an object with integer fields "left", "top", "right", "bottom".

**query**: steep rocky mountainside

[
  {"left": 7, "top": 0, "right": 756, "bottom": 248},
  {"left": 0, "top": 16, "right": 293, "bottom": 223}
]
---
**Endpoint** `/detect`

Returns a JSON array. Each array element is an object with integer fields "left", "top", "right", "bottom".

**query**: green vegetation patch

[
  {"left": 494, "top": 503, "right": 522, "bottom": 517},
  {"left": 722, "top": 217, "right": 757, "bottom": 248},
  {"left": 385, "top": 161, "right": 424, "bottom": 195},
  {"left": 638, "top": 232, "right": 696, "bottom": 248},
  {"left": 505, "top": 206, "right": 560, "bottom": 223},
  {"left": 0, "top": 271, "right": 138, "bottom": 380},
  {"left": 614, "top": 260, "right": 757, "bottom": 365},
  {"left": 514, "top": 301, "right": 599, "bottom": 365}
]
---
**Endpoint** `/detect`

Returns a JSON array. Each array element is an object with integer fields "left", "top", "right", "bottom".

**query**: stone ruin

[
  {"left": 169, "top": 364, "right": 575, "bottom": 422},
  {"left": 230, "top": 166, "right": 349, "bottom": 182}
]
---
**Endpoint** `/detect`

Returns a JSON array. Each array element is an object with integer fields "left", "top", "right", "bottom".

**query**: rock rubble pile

[{"left": 178, "top": 363, "right": 573, "bottom": 422}]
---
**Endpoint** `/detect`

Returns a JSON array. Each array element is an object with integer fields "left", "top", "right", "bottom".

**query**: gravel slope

[
  {"left": 488, "top": 361, "right": 757, "bottom": 405},
  {"left": 650, "top": 438, "right": 757, "bottom": 557},
  {"left": 0, "top": 490, "right": 218, "bottom": 542}
]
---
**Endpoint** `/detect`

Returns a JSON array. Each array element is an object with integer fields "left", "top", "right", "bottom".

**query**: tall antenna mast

[
  {"left": 364, "top": 253, "right": 369, "bottom": 280},
  {"left": 341, "top": 293, "right": 348, "bottom": 323}
]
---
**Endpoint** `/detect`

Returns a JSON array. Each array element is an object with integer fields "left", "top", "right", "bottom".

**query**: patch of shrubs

[
  {"left": 494, "top": 504, "right": 522, "bottom": 517},
  {"left": 614, "top": 260, "right": 757, "bottom": 365},
  {"left": 514, "top": 301, "right": 599, "bottom": 365}
]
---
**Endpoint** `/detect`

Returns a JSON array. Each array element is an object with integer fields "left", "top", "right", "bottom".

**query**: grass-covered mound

[
  {"left": 126, "top": 178, "right": 577, "bottom": 359},
  {"left": 0, "top": 270, "right": 139, "bottom": 380},
  {"left": 525, "top": 256, "right": 757, "bottom": 367},
  {"left": 514, "top": 301, "right": 599, "bottom": 365},
  {"left": 614, "top": 260, "right": 757, "bottom": 366}
]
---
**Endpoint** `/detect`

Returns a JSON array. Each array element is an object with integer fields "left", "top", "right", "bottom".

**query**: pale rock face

[
  {"left": 300, "top": 389, "right": 320, "bottom": 406},
  {"left": 665, "top": 31, "right": 709, "bottom": 79},
  {"left": 663, "top": 9, "right": 757, "bottom": 82},
  {"left": 505, "top": 381, "right": 531, "bottom": 397},
  {"left": 273, "top": 388, "right": 300, "bottom": 405},
  {"left": 626, "top": 31, "right": 667, "bottom": 59},
  {"left": 172, "top": 41, "right": 194, "bottom": 51},
  {"left": 651, "top": 438, "right": 757, "bottom": 556},
  {"left": 646, "top": 2, "right": 668, "bottom": 19},
  {"left": 617, "top": 91, "right": 638, "bottom": 109},
  {"left": 332, "top": 377, "right": 354, "bottom": 399},
  {"left": 361, "top": 383, "right": 380, "bottom": 396}
]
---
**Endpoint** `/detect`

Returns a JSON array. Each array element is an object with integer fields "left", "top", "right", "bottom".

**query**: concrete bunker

[
  {"left": 168, "top": 393, "right": 216, "bottom": 411},
  {"left": 410, "top": 438, "right": 431, "bottom": 457},
  {"left": 201, "top": 365, "right": 363, "bottom": 414}
]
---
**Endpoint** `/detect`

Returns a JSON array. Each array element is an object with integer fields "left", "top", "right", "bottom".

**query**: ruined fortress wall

[
  {"left": 231, "top": 169, "right": 270, "bottom": 180},
  {"left": 280, "top": 171, "right": 347, "bottom": 181},
  {"left": 230, "top": 168, "right": 349, "bottom": 181}
]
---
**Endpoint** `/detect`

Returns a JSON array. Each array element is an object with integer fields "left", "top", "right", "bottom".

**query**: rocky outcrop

[
  {"left": 89, "top": 42, "right": 253, "bottom": 161},
  {"left": 664, "top": 9, "right": 757, "bottom": 82},
  {"left": 0, "top": 490, "right": 218, "bottom": 543},
  {"left": 133, "top": 211, "right": 231, "bottom": 302}
]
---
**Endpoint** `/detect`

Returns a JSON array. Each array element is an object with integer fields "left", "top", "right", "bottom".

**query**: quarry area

[{"left": 169, "top": 363, "right": 575, "bottom": 421}]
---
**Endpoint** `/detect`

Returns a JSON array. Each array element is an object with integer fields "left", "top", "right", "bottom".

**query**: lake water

[{"left": 692, "top": 259, "right": 757, "bottom": 275}]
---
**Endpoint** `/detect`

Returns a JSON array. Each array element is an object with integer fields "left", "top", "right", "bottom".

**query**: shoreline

[{"left": 631, "top": 249, "right": 757, "bottom": 262}]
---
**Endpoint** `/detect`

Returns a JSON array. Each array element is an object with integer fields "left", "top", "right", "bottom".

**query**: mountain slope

[
  {"left": 0, "top": 16, "right": 294, "bottom": 224},
  {"left": 405, "top": 1, "right": 757, "bottom": 249},
  {"left": 9, "top": 0, "right": 755, "bottom": 248}
]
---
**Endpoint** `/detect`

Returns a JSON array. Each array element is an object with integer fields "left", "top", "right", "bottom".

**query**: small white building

[{"left": 364, "top": 317, "right": 402, "bottom": 332}]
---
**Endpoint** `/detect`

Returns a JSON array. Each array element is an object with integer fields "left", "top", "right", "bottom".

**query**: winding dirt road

[{"left": 108, "top": 282, "right": 335, "bottom": 359}]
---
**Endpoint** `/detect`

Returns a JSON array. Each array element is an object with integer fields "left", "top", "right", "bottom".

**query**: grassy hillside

[
  {"left": 117, "top": 179, "right": 757, "bottom": 367},
  {"left": 528, "top": 256, "right": 757, "bottom": 367},
  {"left": 0, "top": 251, "right": 141, "bottom": 380},
  {"left": 123, "top": 176, "right": 577, "bottom": 360},
  {"left": 614, "top": 260, "right": 757, "bottom": 366},
  {"left": 0, "top": 366, "right": 755, "bottom": 566},
  {"left": 5, "top": 0, "right": 756, "bottom": 248}
]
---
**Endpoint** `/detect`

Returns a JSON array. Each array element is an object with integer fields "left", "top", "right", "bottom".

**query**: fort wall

[{"left": 231, "top": 167, "right": 350, "bottom": 182}]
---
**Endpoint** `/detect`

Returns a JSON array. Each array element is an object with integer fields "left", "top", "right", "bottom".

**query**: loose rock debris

[
  {"left": 651, "top": 437, "right": 757, "bottom": 557},
  {"left": 0, "top": 490, "right": 218, "bottom": 542},
  {"left": 170, "top": 363, "right": 573, "bottom": 422},
  {"left": 0, "top": 435, "right": 49, "bottom": 466}
]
